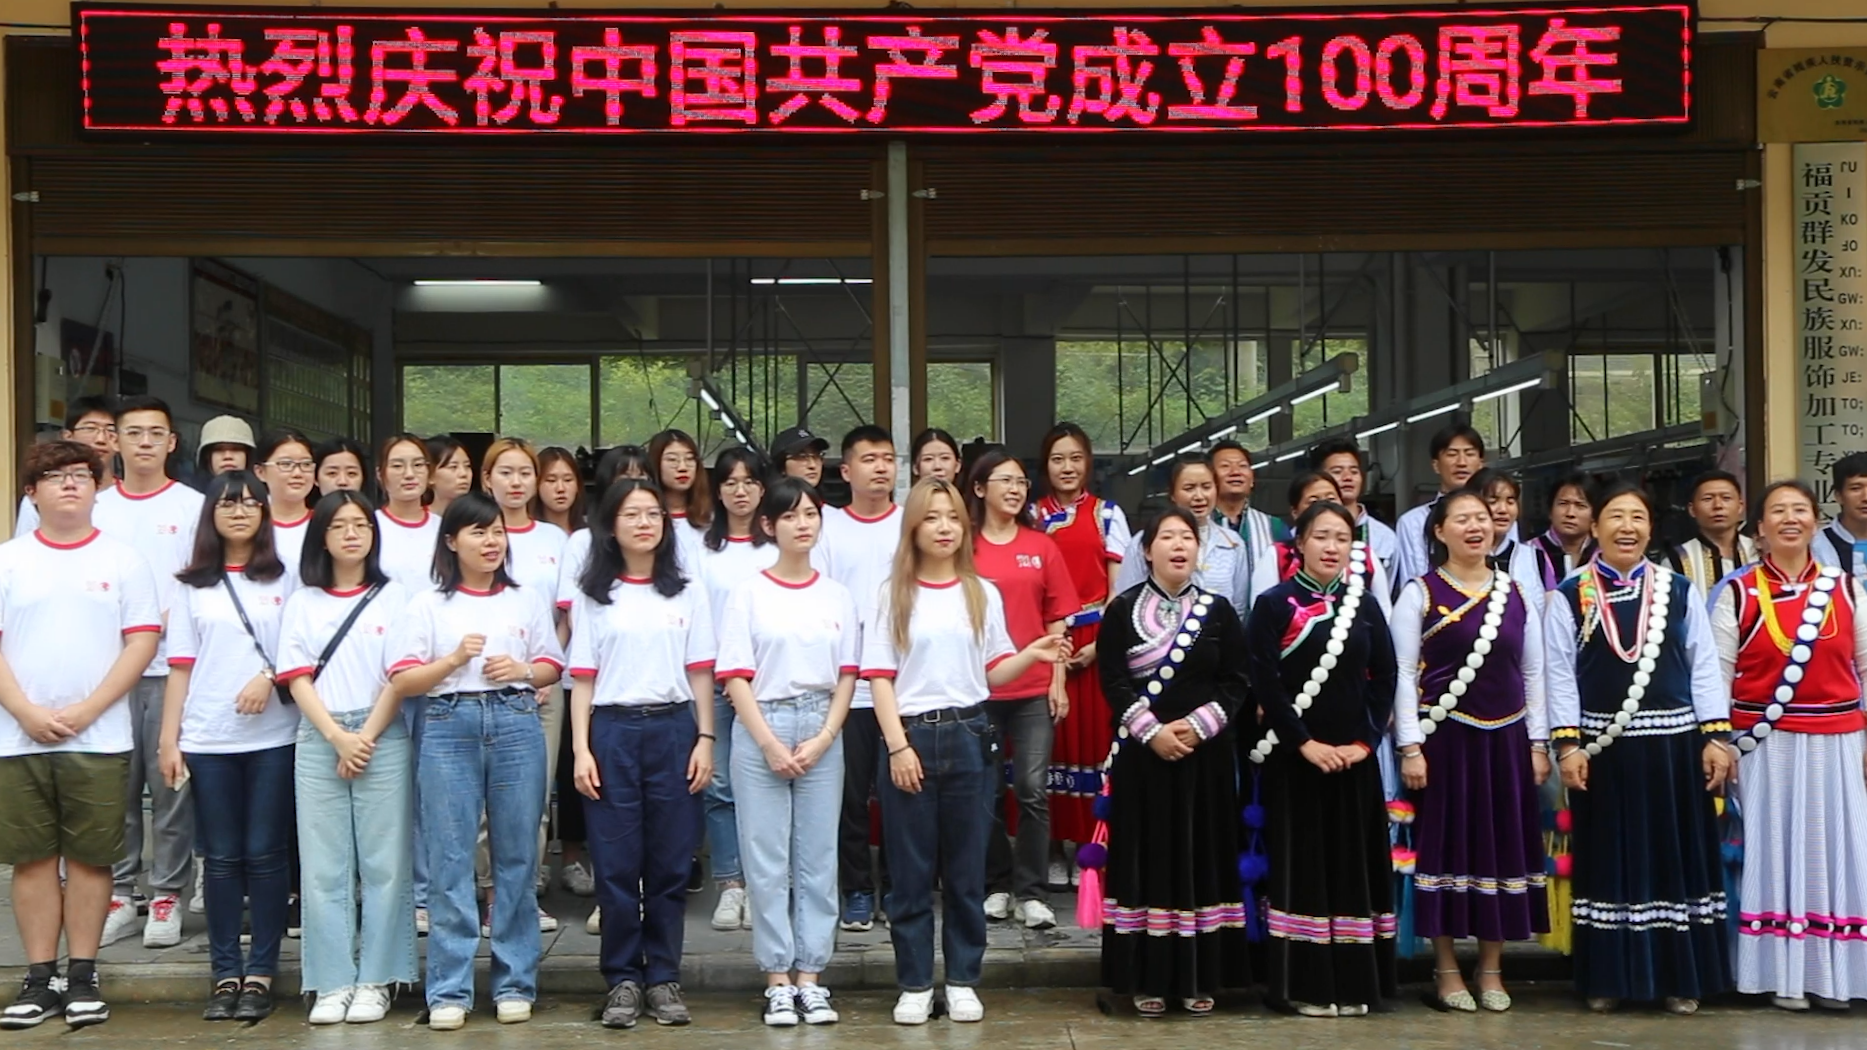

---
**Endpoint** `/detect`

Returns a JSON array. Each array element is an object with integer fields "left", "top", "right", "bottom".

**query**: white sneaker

[
  {"left": 712, "top": 886, "right": 747, "bottom": 931},
  {"left": 100, "top": 896, "right": 138, "bottom": 947},
  {"left": 893, "top": 989, "right": 934, "bottom": 1025},
  {"left": 762, "top": 985, "right": 799, "bottom": 1027},
  {"left": 189, "top": 868, "right": 205, "bottom": 915},
  {"left": 308, "top": 987, "right": 354, "bottom": 1025},
  {"left": 496, "top": 1000, "right": 532, "bottom": 1024},
  {"left": 1018, "top": 899, "right": 1057, "bottom": 930},
  {"left": 537, "top": 905, "right": 559, "bottom": 933},
  {"left": 585, "top": 906, "right": 602, "bottom": 935},
  {"left": 561, "top": 860, "right": 596, "bottom": 897},
  {"left": 143, "top": 895, "right": 183, "bottom": 948},
  {"left": 415, "top": 908, "right": 429, "bottom": 935},
  {"left": 1048, "top": 859, "right": 1070, "bottom": 889},
  {"left": 797, "top": 983, "right": 838, "bottom": 1025},
  {"left": 428, "top": 1004, "right": 467, "bottom": 1030},
  {"left": 946, "top": 986, "right": 984, "bottom": 1023},
  {"left": 983, "top": 892, "right": 1013, "bottom": 920},
  {"left": 345, "top": 985, "right": 391, "bottom": 1024}
]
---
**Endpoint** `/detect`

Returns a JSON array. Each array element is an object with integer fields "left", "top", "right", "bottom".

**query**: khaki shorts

[{"left": 0, "top": 752, "right": 130, "bottom": 869}]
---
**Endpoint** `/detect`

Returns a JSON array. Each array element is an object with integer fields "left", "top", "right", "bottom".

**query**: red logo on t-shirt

[
  {"left": 156, "top": 523, "right": 179, "bottom": 535},
  {"left": 1016, "top": 554, "right": 1042, "bottom": 570},
  {"left": 83, "top": 579, "right": 113, "bottom": 592}
]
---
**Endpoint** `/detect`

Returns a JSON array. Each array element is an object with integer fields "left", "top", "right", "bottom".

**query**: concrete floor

[{"left": 3, "top": 987, "right": 1864, "bottom": 1050}]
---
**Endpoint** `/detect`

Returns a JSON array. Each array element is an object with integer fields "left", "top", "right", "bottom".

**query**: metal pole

[{"left": 887, "top": 141, "right": 912, "bottom": 500}]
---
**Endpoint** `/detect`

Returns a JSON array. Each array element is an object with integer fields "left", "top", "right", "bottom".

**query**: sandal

[
  {"left": 1182, "top": 996, "right": 1215, "bottom": 1016},
  {"left": 1132, "top": 995, "right": 1167, "bottom": 1018},
  {"left": 1477, "top": 968, "right": 1511, "bottom": 1012},
  {"left": 1421, "top": 968, "right": 1476, "bottom": 1013}
]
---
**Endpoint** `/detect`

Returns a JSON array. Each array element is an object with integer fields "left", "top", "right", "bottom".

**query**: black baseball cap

[{"left": 772, "top": 426, "right": 830, "bottom": 459}]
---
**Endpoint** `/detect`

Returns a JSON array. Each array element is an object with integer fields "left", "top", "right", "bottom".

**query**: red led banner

[{"left": 74, "top": 4, "right": 1694, "bottom": 135}]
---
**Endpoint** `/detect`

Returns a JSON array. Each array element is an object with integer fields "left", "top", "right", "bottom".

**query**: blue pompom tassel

[
  {"left": 1076, "top": 841, "right": 1108, "bottom": 871},
  {"left": 1236, "top": 852, "right": 1268, "bottom": 885},
  {"left": 1092, "top": 794, "right": 1113, "bottom": 822},
  {"left": 1240, "top": 803, "right": 1266, "bottom": 830}
]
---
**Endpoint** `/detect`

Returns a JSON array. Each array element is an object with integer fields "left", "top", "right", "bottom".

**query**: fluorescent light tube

[
  {"left": 749, "top": 278, "right": 874, "bottom": 286},
  {"left": 1210, "top": 424, "right": 1238, "bottom": 439},
  {"left": 1288, "top": 380, "right": 1340, "bottom": 407},
  {"left": 1405, "top": 403, "right": 1461, "bottom": 425},
  {"left": 412, "top": 279, "right": 542, "bottom": 287},
  {"left": 1356, "top": 421, "right": 1400, "bottom": 440},
  {"left": 1127, "top": 463, "right": 1148, "bottom": 476},
  {"left": 1244, "top": 406, "right": 1282, "bottom": 426},
  {"left": 1471, "top": 378, "right": 1544, "bottom": 404},
  {"left": 1274, "top": 449, "right": 1306, "bottom": 463}
]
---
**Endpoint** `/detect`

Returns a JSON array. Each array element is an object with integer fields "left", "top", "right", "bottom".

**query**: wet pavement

[{"left": 2, "top": 988, "right": 1865, "bottom": 1050}]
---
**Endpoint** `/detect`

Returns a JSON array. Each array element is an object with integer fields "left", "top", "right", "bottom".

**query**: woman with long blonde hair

[{"left": 861, "top": 479, "right": 1065, "bottom": 1027}]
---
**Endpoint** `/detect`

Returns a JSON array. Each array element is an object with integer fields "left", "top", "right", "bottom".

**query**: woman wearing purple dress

[{"left": 1393, "top": 489, "right": 1551, "bottom": 1014}]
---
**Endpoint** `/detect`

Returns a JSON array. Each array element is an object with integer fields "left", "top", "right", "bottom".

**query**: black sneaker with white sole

[
  {"left": 62, "top": 969, "right": 108, "bottom": 1028},
  {"left": 0, "top": 971, "right": 64, "bottom": 1029}
]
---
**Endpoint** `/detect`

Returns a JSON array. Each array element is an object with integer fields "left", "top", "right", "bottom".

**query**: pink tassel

[{"left": 1075, "top": 821, "right": 1109, "bottom": 930}]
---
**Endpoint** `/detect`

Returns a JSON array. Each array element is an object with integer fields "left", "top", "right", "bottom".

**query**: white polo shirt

[
  {"left": 166, "top": 571, "right": 299, "bottom": 754},
  {"left": 567, "top": 577, "right": 716, "bottom": 707},
  {"left": 389, "top": 585, "right": 565, "bottom": 696},
  {"left": 812, "top": 504, "right": 903, "bottom": 710},
  {"left": 277, "top": 582, "right": 411, "bottom": 714},
  {"left": 94, "top": 479, "right": 204, "bottom": 676},
  {"left": 0, "top": 529, "right": 162, "bottom": 756},
  {"left": 376, "top": 508, "right": 440, "bottom": 591},
  {"left": 859, "top": 579, "right": 1015, "bottom": 718},
  {"left": 716, "top": 571, "right": 858, "bottom": 702}
]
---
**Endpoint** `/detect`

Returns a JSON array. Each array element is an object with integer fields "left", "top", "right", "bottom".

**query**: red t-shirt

[{"left": 973, "top": 527, "right": 1081, "bottom": 700}]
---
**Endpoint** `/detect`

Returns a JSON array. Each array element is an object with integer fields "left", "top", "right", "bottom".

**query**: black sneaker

[
  {"left": 62, "top": 970, "right": 108, "bottom": 1028},
  {"left": 286, "top": 894, "right": 302, "bottom": 939},
  {"left": 686, "top": 858, "right": 705, "bottom": 894},
  {"left": 0, "top": 971, "right": 63, "bottom": 1029},
  {"left": 601, "top": 981, "right": 642, "bottom": 1029}
]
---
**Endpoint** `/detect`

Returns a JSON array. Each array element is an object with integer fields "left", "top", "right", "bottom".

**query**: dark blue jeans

[
  {"left": 186, "top": 744, "right": 295, "bottom": 981},
  {"left": 878, "top": 710, "right": 995, "bottom": 992},
  {"left": 584, "top": 704, "right": 703, "bottom": 989}
]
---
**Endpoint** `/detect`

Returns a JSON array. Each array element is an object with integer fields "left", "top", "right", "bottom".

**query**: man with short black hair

[
  {"left": 1207, "top": 441, "right": 1279, "bottom": 595},
  {"left": 0, "top": 440, "right": 160, "bottom": 1029},
  {"left": 772, "top": 425, "right": 829, "bottom": 489},
  {"left": 1814, "top": 452, "right": 1867, "bottom": 585},
  {"left": 1308, "top": 437, "right": 1398, "bottom": 570},
  {"left": 93, "top": 395, "right": 203, "bottom": 950},
  {"left": 1670, "top": 469, "right": 1756, "bottom": 598},
  {"left": 812, "top": 425, "right": 901, "bottom": 933},
  {"left": 14, "top": 396, "right": 118, "bottom": 538},
  {"left": 1393, "top": 422, "right": 1492, "bottom": 590},
  {"left": 1527, "top": 471, "right": 1595, "bottom": 590}
]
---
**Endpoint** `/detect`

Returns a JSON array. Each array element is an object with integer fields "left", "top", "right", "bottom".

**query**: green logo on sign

[{"left": 1814, "top": 73, "right": 1847, "bottom": 110}]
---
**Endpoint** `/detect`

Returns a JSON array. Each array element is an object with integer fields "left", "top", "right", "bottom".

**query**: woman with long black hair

[
  {"left": 389, "top": 493, "right": 565, "bottom": 1031},
  {"left": 254, "top": 428, "right": 317, "bottom": 579},
  {"left": 568, "top": 478, "right": 717, "bottom": 1030},
  {"left": 155, "top": 471, "right": 297, "bottom": 1022},
  {"left": 649, "top": 429, "right": 711, "bottom": 569}
]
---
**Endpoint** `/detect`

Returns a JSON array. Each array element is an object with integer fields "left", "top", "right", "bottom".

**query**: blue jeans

[
  {"left": 402, "top": 697, "right": 428, "bottom": 909},
  {"left": 878, "top": 709, "right": 995, "bottom": 991},
  {"left": 186, "top": 744, "right": 295, "bottom": 982},
  {"left": 732, "top": 693, "right": 843, "bottom": 974},
  {"left": 419, "top": 691, "right": 546, "bottom": 1009},
  {"left": 296, "top": 714, "right": 417, "bottom": 993},
  {"left": 584, "top": 704, "right": 703, "bottom": 989},
  {"left": 703, "top": 687, "right": 740, "bottom": 884}
]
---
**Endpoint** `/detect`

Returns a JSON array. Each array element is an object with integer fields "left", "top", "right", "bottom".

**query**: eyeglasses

[
  {"left": 120, "top": 427, "right": 171, "bottom": 444},
  {"left": 986, "top": 475, "right": 1031, "bottom": 490},
  {"left": 787, "top": 451, "right": 824, "bottom": 463},
  {"left": 719, "top": 478, "right": 762, "bottom": 493},
  {"left": 326, "top": 520, "right": 375, "bottom": 536},
  {"left": 618, "top": 509, "right": 665, "bottom": 525},
  {"left": 68, "top": 423, "right": 116, "bottom": 437},
  {"left": 37, "top": 468, "right": 95, "bottom": 487},
  {"left": 264, "top": 459, "right": 315, "bottom": 474},
  {"left": 216, "top": 497, "right": 264, "bottom": 511},
  {"left": 384, "top": 458, "right": 429, "bottom": 475}
]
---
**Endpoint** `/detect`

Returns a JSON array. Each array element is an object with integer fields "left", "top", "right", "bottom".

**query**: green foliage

[{"left": 927, "top": 362, "right": 995, "bottom": 442}]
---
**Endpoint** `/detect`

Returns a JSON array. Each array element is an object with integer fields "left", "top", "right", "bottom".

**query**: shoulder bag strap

[
  {"left": 313, "top": 583, "right": 385, "bottom": 681},
  {"left": 221, "top": 574, "right": 276, "bottom": 673}
]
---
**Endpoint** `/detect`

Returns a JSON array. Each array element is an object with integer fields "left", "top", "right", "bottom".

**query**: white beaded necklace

[
  {"left": 1418, "top": 568, "right": 1513, "bottom": 737},
  {"left": 1734, "top": 565, "right": 1843, "bottom": 755},
  {"left": 1579, "top": 563, "right": 1672, "bottom": 758},
  {"left": 1249, "top": 542, "right": 1368, "bottom": 765}
]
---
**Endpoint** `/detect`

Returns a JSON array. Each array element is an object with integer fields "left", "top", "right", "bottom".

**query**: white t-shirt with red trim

[
  {"left": 277, "top": 582, "right": 411, "bottom": 714},
  {"left": 697, "top": 536, "right": 779, "bottom": 634},
  {"left": 376, "top": 508, "right": 440, "bottom": 591},
  {"left": 505, "top": 519, "right": 568, "bottom": 610},
  {"left": 811, "top": 503, "right": 903, "bottom": 709},
  {"left": 860, "top": 578, "right": 1016, "bottom": 718},
  {"left": 94, "top": 479, "right": 204, "bottom": 676},
  {"left": 167, "top": 570, "right": 299, "bottom": 754},
  {"left": 389, "top": 585, "right": 566, "bottom": 696},
  {"left": 0, "top": 529, "right": 162, "bottom": 756},
  {"left": 567, "top": 578, "right": 716, "bottom": 708},
  {"left": 556, "top": 528, "right": 593, "bottom": 611},
  {"left": 716, "top": 571, "right": 858, "bottom": 703},
  {"left": 272, "top": 512, "right": 312, "bottom": 584}
]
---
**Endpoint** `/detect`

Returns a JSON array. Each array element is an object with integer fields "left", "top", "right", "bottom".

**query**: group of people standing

[{"left": 4, "top": 393, "right": 1867, "bottom": 1031}]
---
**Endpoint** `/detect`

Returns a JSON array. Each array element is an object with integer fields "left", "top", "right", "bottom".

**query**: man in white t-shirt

[
  {"left": 811, "top": 425, "right": 902, "bottom": 933},
  {"left": 0, "top": 441, "right": 160, "bottom": 1029},
  {"left": 91, "top": 396, "right": 204, "bottom": 950},
  {"left": 14, "top": 396, "right": 118, "bottom": 539}
]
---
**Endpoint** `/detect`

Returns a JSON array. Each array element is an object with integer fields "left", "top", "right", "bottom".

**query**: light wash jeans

[
  {"left": 704, "top": 687, "right": 741, "bottom": 884},
  {"left": 732, "top": 692, "right": 844, "bottom": 975},
  {"left": 402, "top": 696, "right": 428, "bottom": 909},
  {"left": 296, "top": 714, "right": 417, "bottom": 993},
  {"left": 419, "top": 690, "right": 546, "bottom": 1010}
]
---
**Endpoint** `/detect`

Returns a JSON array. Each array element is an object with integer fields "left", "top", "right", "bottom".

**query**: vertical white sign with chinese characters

[{"left": 1795, "top": 142, "right": 1867, "bottom": 509}]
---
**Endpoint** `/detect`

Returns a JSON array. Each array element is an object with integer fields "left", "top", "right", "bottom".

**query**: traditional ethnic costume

[
  {"left": 1527, "top": 529, "right": 1594, "bottom": 596},
  {"left": 1097, "top": 580, "right": 1252, "bottom": 1001},
  {"left": 1037, "top": 491, "right": 1131, "bottom": 845},
  {"left": 1273, "top": 537, "right": 1395, "bottom": 619},
  {"left": 1546, "top": 558, "right": 1733, "bottom": 1005},
  {"left": 1245, "top": 561, "right": 1400, "bottom": 1012},
  {"left": 1117, "top": 515, "right": 1260, "bottom": 615},
  {"left": 1392, "top": 568, "right": 1550, "bottom": 941},
  {"left": 1714, "top": 558, "right": 1867, "bottom": 1003},
  {"left": 1671, "top": 533, "right": 1760, "bottom": 602}
]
